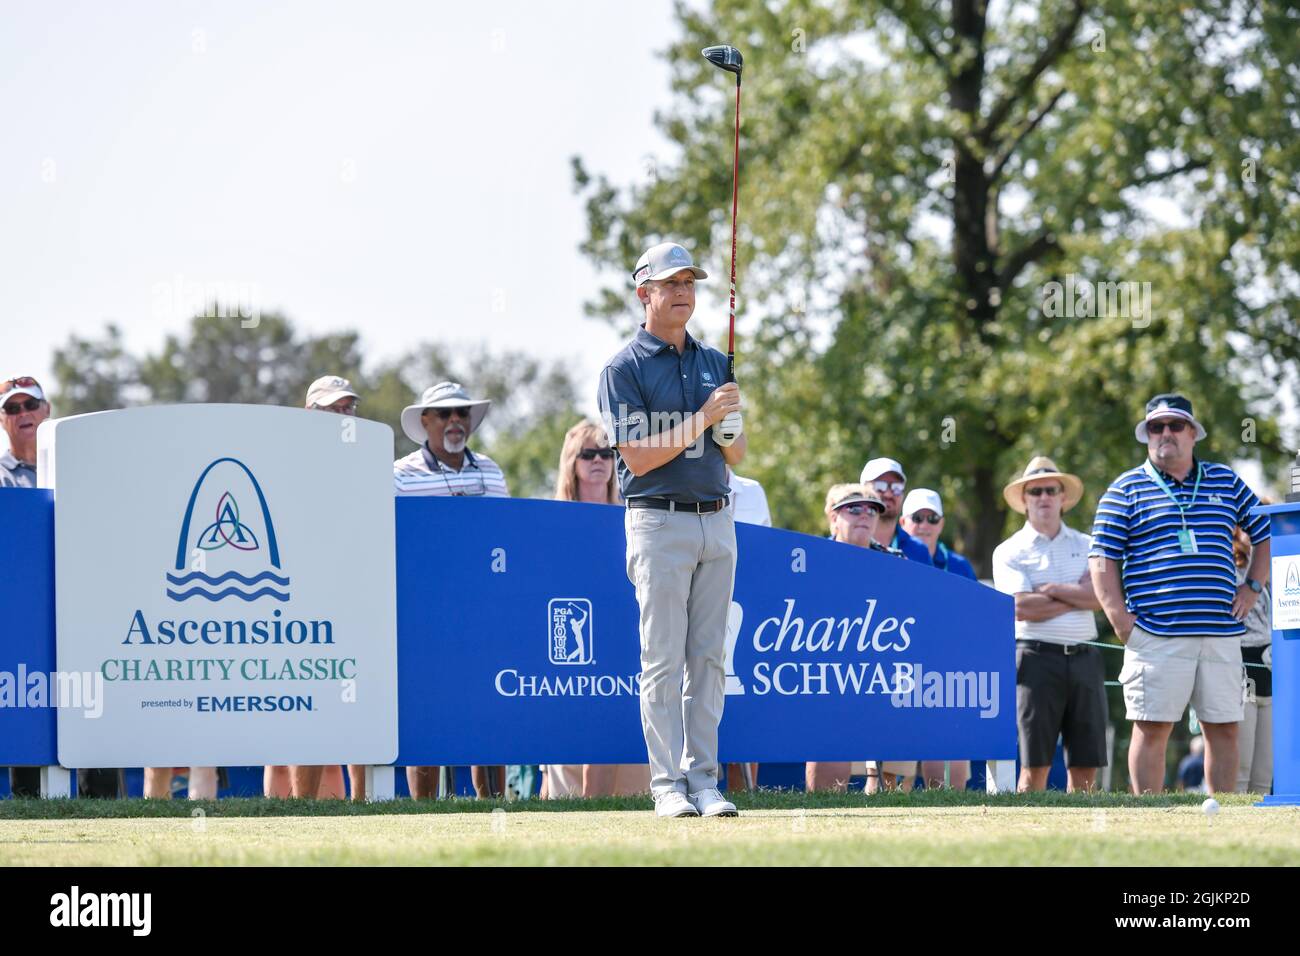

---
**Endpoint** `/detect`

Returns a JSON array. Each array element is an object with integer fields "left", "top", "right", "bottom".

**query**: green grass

[{"left": 1, "top": 791, "right": 1295, "bottom": 865}]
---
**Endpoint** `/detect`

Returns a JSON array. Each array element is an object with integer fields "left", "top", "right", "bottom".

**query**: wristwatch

[{"left": 1245, "top": 578, "right": 1263, "bottom": 594}]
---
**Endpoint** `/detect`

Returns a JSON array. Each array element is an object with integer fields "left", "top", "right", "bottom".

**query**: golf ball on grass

[{"left": 1202, "top": 797, "right": 1220, "bottom": 817}]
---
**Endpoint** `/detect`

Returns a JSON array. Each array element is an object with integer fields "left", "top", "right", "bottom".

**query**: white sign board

[
  {"left": 41, "top": 405, "right": 398, "bottom": 767},
  {"left": 1271, "top": 555, "right": 1300, "bottom": 631}
]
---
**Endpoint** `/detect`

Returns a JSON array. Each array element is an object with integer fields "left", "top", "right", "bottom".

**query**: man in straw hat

[
  {"left": 1090, "top": 394, "right": 1270, "bottom": 794},
  {"left": 992, "top": 456, "right": 1106, "bottom": 792},
  {"left": 394, "top": 382, "right": 509, "bottom": 799}
]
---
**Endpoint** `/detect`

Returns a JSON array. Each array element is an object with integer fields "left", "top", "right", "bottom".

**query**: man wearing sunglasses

[
  {"left": 994, "top": 456, "right": 1105, "bottom": 792},
  {"left": 1090, "top": 394, "right": 1270, "bottom": 795},
  {"left": 0, "top": 377, "right": 49, "bottom": 489},
  {"left": 395, "top": 381, "right": 510, "bottom": 800},
  {"left": 859, "top": 458, "right": 932, "bottom": 565},
  {"left": 900, "top": 488, "right": 977, "bottom": 581},
  {"left": 1, "top": 378, "right": 50, "bottom": 796}
]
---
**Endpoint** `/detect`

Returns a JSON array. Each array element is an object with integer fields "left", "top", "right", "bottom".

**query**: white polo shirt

[
  {"left": 393, "top": 445, "right": 509, "bottom": 497},
  {"left": 992, "top": 522, "right": 1097, "bottom": 645},
  {"left": 729, "top": 473, "right": 771, "bottom": 527}
]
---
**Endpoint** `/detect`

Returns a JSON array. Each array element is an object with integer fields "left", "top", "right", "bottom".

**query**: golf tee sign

[{"left": 40, "top": 405, "right": 399, "bottom": 768}]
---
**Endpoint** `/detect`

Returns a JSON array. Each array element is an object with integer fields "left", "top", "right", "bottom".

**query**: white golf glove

[{"left": 713, "top": 412, "right": 743, "bottom": 447}]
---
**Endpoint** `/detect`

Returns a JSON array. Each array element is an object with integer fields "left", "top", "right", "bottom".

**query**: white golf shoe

[
  {"left": 689, "top": 788, "right": 739, "bottom": 817},
  {"left": 654, "top": 791, "right": 700, "bottom": 818}
]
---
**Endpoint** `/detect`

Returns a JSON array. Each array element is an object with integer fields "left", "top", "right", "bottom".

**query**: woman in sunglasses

[{"left": 540, "top": 421, "right": 652, "bottom": 800}]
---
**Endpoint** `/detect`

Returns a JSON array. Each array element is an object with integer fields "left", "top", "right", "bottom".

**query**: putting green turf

[{"left": 1, "top": 791, "right": 1295, "bottom": 865}]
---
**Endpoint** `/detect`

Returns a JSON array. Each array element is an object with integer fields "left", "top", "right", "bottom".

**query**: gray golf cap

[{"left": 632, "top": 242, "right": 708, "bottom": 287}]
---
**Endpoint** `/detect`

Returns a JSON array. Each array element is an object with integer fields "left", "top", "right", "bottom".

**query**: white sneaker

[
  {"left": 654, "top": 791, "right": 700, "bottom": 818},
  {"left": 689, "top": 788, "right": 738, "bottom": 817}
]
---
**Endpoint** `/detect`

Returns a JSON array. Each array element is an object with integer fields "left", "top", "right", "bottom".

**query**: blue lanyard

[{"left": 1143, "top": 460, "right": 1202, "bottom": 529}]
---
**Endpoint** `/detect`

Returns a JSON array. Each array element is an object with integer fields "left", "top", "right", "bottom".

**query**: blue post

[{"left": 1250, "top": 503, "right": 1300, "bottom": 806}]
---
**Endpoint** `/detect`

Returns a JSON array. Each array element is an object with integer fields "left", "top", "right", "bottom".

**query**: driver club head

[{"left": 702, "top": 44, "right": 743, "bottom": 76}]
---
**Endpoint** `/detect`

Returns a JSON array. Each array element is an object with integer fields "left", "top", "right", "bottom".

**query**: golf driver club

[{"left": 702, "top": 44, "right": 743, "bottom": 441}]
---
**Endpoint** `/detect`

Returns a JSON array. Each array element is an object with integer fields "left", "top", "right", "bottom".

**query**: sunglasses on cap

[
  {"left": 1, "top": 375, "right": 40, "bottom": 394},
  {"left": 909, "top": 512, "right": 942, "bottom": 525},
  {"left": 1147, "top": 419, "right": 1188, "bottom": 435},
  {"left": 578, "top": 447, "right": 615, "bottom": 461},
  {"left": 870, "top": 479, "right": 905, "bottom": 495},
  {"left": 835, "top": 503, "right": 878, "bottom": 516},
  {"left": 427, "top": 406, "right": 471, "bottom": 421},
  {"left": 2, "top": 397, "right": 42, "bottom": 416}
]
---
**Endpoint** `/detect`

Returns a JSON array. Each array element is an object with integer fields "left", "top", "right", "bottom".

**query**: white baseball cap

[
  {"left": 901, "top": 488, "right": 943, "bottom": 518},
  {"left": 861, "top": 457, "right": 907, "bottom": 483},
  {"left": 304, "top": 375, "right": 359, "bottom": 409},
  {"left": 0, "top": 376, "right": 46, "bottom": 407},
  {"left": 632, "top": 242, "right": 708, "bottom": 287}
]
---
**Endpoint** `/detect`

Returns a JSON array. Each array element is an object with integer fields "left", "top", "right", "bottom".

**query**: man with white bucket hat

[{"left": 395, "top": 382, "right": 509, "bottom": 799}]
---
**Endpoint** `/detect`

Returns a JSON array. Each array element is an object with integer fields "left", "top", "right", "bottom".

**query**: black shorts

[{"left": 1015, "top": 642, "right": 1108, "bottom": 769}]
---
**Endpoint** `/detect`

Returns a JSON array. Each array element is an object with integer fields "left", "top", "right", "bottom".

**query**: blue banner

[
  {"left": 394, "top": 497, "right": 1015, "bottom": 765},
  {"left": 0, "top": 489, "right": 57, "bottom": 765},
  {"left": 2, "top": 493, "right": 1015, "bottom": 767}
]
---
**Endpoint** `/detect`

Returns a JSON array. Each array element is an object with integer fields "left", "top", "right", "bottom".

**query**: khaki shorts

[{"left": 1118, "top": 625, "right": 1243, "bottom": 723}]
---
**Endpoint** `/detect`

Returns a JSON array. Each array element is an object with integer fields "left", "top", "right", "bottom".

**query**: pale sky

[{"left": 1, "top": 0, "right": 704, "bottom": 427}]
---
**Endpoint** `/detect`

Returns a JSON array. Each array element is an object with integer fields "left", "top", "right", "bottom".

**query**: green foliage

[
  {"left": 574, "top": 0, "right": 1300, "bottom": 571},
  {"left": 49, "top": 315, "right": 584, "bottom": 499}
]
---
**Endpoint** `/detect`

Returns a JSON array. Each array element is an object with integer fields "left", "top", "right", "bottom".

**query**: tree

[
  {"left": 50, "top": 315, "right": 584, "bottom": 499},
  {"left": 574, "top": 0, "right": 1299, "bottom": 572}
]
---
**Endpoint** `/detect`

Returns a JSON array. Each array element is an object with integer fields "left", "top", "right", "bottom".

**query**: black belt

[
  {"left": 1017, "top": 639, "right": 1092, "bottom": 656},
  {"left": 627, "top": 495, "right": 730, "bottom": 514}
]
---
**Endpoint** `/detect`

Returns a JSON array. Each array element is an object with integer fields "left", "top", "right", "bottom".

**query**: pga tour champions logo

[
  {"left": 548, "top": 599, "right": 593, "bottom": 665},
  {"left": 167, "top": 457, "right": 290, "bottom": 603}
]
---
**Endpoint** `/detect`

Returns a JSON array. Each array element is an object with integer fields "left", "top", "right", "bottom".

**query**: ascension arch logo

[{"left": 165, "top": 457, "right": 291, "bottom": 602}]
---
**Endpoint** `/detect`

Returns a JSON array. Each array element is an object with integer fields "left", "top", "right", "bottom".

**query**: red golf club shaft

[{"left": 726, "top": 74, "right": 740, "bottom": 384}]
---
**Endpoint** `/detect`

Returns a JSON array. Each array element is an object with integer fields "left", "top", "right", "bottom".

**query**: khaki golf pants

[{"left": 624, "top": 506, "right": 737, "bottom": 796}]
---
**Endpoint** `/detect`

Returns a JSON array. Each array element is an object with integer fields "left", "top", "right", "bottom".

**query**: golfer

[{"left": 598, "top": 241, "right": 746, "bottom": 818}]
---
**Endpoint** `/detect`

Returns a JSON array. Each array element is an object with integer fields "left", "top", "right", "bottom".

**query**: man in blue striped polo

[{"left": 1089, "top": 394, "right": 1271, "bottom": 794}]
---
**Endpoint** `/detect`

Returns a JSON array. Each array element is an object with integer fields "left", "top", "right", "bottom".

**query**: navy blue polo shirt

[{"left": 597, "top": 325, "right": 730, "bottom": 503}]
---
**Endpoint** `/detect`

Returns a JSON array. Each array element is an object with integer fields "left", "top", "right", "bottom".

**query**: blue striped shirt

[{"left": 1089, "top": 458, "right": 1269, "bottom": 637}]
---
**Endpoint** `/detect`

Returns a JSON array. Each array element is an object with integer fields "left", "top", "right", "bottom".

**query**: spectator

[
  {"left": 808, "top": 484, "right": 895, "bottom": 792},
  {"left": 265, "top": 376, "right": 364, "bottom": 800},
  {"left": 860, "top": 458, "right": 932, "bottom": 565},
  {"left": 1090, "top": 394, "right": 1270, "bottom": 794},
  {"left": 395, "top": 382, "right": 509, "bottom": 799},
  {"left": 2, "top": 376, "right": 122, "bottom": 799},
  {"left": 728, "top": 469, "right": 771, "bottom": 527},
  {"left": 724, "top": 467, "right": 770, "bottom": 793},
  {"left": 994, "top": 456, "right": 1105, "bottom": 792},
  {"left": 900, "top": 488, "right": 977, "bottom": 580},
  {"left": 1235, "top": 524, "right": 1273, "bottom": 794},
  {"left": 900, "top": 487, "right": 976, "bottom": 789},
  {"left": 541, "top": 420, "right": 650, "bottom": 800},
  {"left": 2, "top": 376, "right": 49, "bottom": 798}
]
